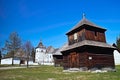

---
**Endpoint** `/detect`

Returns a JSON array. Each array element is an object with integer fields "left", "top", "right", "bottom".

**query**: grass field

[{"left": 0, "top": 65, "right": 120, "bottom": 80}]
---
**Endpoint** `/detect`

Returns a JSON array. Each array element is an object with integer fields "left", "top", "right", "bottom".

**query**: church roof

[
  {"left": 66, "top": 17, "right": 106, "bottom": 35},
  {"left": 36, "top": 41, "right": 46, "bottom": 49},
  {"left": 46, "top": 46, "right": 55, "bottom": 53},
  {"left": 61, "top": 40, "right": 116, "bottom": 52}
]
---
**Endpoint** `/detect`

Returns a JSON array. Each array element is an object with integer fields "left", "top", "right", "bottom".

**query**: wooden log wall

[
  {"left": 53, "top": 55, "right": 63, "bottom": 67},
  {"left": 85, "top": 29, "right": 106, "bottom": 42},
  {"left": 62, "top": 51, "right": 115, "bottom": 69},
  {"left": 86, "top": 53, "right": 115, "bottom": 69},
  {"left": 68, "top": 28, "right": 106, "bottom": 45},
  {"left": 68, "top": 29, "right": 85, "bottom": 45}
]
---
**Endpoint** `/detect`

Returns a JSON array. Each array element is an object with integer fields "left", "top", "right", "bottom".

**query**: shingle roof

[
  {"left": 46, "top": 46, "right": 55, "bottom": 53},
  {"left": 66, "top": 18, "right": 106, "bottom": 35},
  {"left": 53, "top": 48, "right": 62, "bottom": 55},
  {"left": 53, "top": 43, "right": 68, "bottom": 55},
  {"left": 61, "top": 40, "right": 116, "bottom": 52},
  {"left": 36, "top": 41, "right": 46, "bottom": 49}
]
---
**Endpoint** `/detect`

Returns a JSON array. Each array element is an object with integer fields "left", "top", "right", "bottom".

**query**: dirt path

[{"left": 0, "top": 66, "right": 39, "bottom": 70}]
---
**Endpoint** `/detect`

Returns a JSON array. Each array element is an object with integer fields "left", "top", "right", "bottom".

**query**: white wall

[
  {"left": 35, "top": 48, "right": 54, "bottom": 65},
  {"left": 35, "top": 48, "right": 46, "bottom": 63},
  {"left": 24, "top": 61, "right": 38, "bottom": 65},
  {"left": 114, "top": 50, "right": 120, "bottom": 65},
  {"left": 1, "top": 58, "right": 12, "bottom": 64},
  {"left": 1, "top": 58, "right": 38, "bottom": 65},
  {"left": 40, "top": 62, "right": 54, "bottom": 65},
  {"left": 1, "top": 58, "right": 20, "bottom": 64}
]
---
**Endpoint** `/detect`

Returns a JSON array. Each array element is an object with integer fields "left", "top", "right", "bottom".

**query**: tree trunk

[
  {"left": 19, "top": 58, "right": 21, "bottom": 66},
  {"left": 0, "top": 58, "right": 1, "bottom": 65},
  {"left": 0, "top": 51, "right": 1, "bottom": 64},
  {"left": 12, "top": 51, "right": 14, "bottom": 66},
  {"left": 12, "top": 58, "right": 14, "bottom": 66},
  {"left": 27, "top": 57, "right": 29, "bottom": 68}
]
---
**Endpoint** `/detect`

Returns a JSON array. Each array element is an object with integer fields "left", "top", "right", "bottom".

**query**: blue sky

[{"left": 0, "top": 0, "right": 120, "bottom": 48}]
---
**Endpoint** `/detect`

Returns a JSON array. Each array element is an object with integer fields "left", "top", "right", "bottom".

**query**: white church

[{"left": 35, "top": 41, "right": 54, "bottom": 65}]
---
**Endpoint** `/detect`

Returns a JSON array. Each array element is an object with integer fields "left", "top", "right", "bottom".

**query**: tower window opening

[{"left": 74, "top": 33, "right": 77, "bottom": 40}]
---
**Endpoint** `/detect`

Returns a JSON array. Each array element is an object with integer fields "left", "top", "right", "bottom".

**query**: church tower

[
  {"left": 61, "top": 15, "right": 116, "bottom": 71},
  {"left": 35, "top": 40, "right": 46, "bottom": 64},
  {"left": 35, "top": 40, "right": 54, "bottom": 65}
]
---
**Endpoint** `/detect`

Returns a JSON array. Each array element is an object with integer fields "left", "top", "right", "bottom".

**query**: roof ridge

[{"left": 66, "top": 17, "right": 106, "bottom": 35}]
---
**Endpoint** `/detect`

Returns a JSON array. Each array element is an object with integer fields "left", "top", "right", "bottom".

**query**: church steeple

[{"left": 37, "top": 39, "right": 46, "bottom": 49}]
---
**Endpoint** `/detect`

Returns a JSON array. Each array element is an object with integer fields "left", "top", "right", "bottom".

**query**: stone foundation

[{"left": 63, "top": 67, "right": 116, "bottom": 73}]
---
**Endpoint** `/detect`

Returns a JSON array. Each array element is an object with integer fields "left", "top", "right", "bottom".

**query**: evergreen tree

[
  {"left": 116, "top": 35, "right": 120, "bottom": 49},
  {"left": 31, "top": 48, "right": 35, "bottom": 62}
]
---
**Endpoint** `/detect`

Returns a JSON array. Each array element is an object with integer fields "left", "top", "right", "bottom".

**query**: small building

[
  {"left": 61, "top": 15, "right": 116, "bottom": 71},
  {"left": 114, "top": 50, "right": 120, "bottom": 65},
  {"left": 53, "top": 48, "right": 63, "bottom": 67},
  {"left": 53, "top": 43, "right": 68, "bottom": 67},
  {"left": 35, "top": 41, "right": 54, "bottom": 65}
]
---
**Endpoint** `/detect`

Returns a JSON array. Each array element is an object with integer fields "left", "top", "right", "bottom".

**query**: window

[
  {"left": 37, "top": 50, "right": 38, "bottom": 53},
  {"left": 74, "top": 33, "right": 77, "bottom": 40},
  {"left": 41, "top": 50, "right": 43, "bottom": 52},
  {"left": 89, "top": 56, "right": 92, "bottom": 60},
  {"left": 95, "top": 31, "right": 97, "bottom": 36}
]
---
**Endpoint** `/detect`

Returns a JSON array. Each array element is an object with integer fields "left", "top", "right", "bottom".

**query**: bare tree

[
  {"left": 23, "top": 41, "right": 33, "bottom": 68},
  {"left": 5, "top": 32, "right": 21, "bottom": 65},
  {"left": 15, "top": 48, "right": 25, "bottom": 66}
]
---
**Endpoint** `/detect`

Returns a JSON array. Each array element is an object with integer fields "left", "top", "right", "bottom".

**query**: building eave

[{"left": 61, "top": 40, "right": 116, "bottom": 52}]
